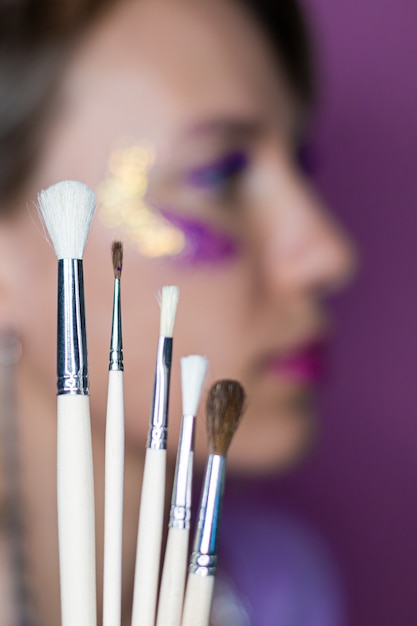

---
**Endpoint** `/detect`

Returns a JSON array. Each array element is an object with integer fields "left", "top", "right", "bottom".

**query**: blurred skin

[{"left": 0, "top": 0, "right": 355, "bottom": 623}]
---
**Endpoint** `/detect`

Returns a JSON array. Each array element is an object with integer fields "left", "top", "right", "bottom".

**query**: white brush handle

[
  {"left": 131, "top": 447, "right": 166, "bottom": 626},
  {"left": 181, "top": 573, "right": 214, "bottom": 626},
  {"left": 156, "top": 526, "right": 190, "bottom": 626},
  {"left": 103, "top": 370, "right": 125, "bottom": 626},
  {"left": 57, "top": 394, "right": 96, "bottom": 626}
]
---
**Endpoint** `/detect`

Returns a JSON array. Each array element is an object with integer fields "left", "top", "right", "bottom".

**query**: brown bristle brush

[
  {"left": 181, "top": 380, "right": 246, "bottom": 626},
  {"left": 112, "top": 240, "right": 123, "bottom": 280}
]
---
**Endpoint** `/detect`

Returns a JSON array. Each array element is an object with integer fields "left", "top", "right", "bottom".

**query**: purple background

[{"left": 276, "top": 1, "right": 417, "bottom": 624}]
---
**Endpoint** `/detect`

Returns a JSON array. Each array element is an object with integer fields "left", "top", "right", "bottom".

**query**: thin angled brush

[
  {"left": 37, "top": 180, "right": 96, "bottom": 626},
  {"left": 131, "top": 285, "right": 179, "bottom": 626},
  {"left": 103, "top": 241, "right": 125, "bottom": 626},
  {"left": 156, "top": 355, "right": 208, "bottom": 626},
  {"left": 181, "top": 380, "right": 246, "bottom": 626}
]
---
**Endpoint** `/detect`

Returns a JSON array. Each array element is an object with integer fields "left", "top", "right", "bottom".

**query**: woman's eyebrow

[{"left": 184, "top": 118, "right": 263, "bottom": 141}]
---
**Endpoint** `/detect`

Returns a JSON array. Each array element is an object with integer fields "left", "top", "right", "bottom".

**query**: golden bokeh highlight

[{"left": 97, "top": 141, "right": 185, "bottom": 257}]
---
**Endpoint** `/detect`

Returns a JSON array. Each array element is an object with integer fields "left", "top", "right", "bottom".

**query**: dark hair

[
  {"left": 0, "top": 0, "right": 314, "bottom": 205},
  {"left": 242, "top": 0, "right": 314, "bottom": 106}
]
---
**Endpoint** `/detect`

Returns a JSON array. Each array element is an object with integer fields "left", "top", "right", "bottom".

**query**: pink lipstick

[{"left": 262, "top": 341, "right": 326, "bottom": 384}]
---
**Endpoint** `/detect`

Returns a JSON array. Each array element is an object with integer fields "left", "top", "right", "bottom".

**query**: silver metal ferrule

[
  {"left": 146, "top": 336, "right": 172, "bottom": 450},
  {"left": 109, "top": 278, "right": 123, "bottom": 371},
  {"left": 57, "top": 259, "right": 89, "bottom": 395},
  {"left": 169, "top": 414, "right": 195, "bottom": 530},
  {"left": 189, "top": 454, "right": 226, "bottom": 577}
]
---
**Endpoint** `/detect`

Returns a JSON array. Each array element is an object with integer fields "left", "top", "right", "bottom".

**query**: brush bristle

[
  {"left": 181, "top": 355, "right": 208, "bottom": 416},
  {"left": 159, "top": 285, "right": 179, "bottom": 337},
  {"left": 112, "top": 240, "right": 123, "bottom": 279},
  {"left": 38, "top": 180, "right": 96, "bottom": 259},
  {"left": 206, "top": 380, "right": 246, "bottom": 456}
]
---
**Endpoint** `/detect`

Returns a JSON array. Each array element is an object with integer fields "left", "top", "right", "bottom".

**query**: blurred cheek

[{"left": 96, "top": 142, "right": 242, "bottom": 267}]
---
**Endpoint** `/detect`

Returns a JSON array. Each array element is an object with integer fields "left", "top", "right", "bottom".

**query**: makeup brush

[
  {"left": 156, "top": 355, "right": 208, "bottom": 626},
  {"left": 181, "top": 380, "right": 246, "bottom": 626},
  {"left": 131, "top": 285, "right": 179, "bottom": 626},
  {"left": 37, "top": 180, "right": 96, "bottom": 626},
  {"left": 103, "top": 241, "right": 125, "bottom": 626}
]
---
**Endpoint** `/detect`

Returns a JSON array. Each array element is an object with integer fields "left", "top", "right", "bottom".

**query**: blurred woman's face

[{"left": 12, "top": 0, "right": 354, "bottom": 471}]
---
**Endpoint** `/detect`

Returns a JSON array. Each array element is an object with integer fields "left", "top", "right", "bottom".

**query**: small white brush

[
  {"left": 181, "top": 380, "right": 246, "bottom": 626},
  {"left": 37, "top": 180, "right": 96, "bottom": 626},
  {"left": 131, "top": 286, "right": 179, "bottom": 626},
  {"left": 103, "top": 242, "right": 125, "bottom": 626},
  {"left": 156, "top": 355, "right": 208, "bottom": 626}
]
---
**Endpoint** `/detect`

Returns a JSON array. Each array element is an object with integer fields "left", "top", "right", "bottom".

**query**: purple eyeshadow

[
  {"left": 159, "top": 208, "right": 239, "bottom": 265},
  {"left": 187, "top": 150, "right": 249, "bottom": 188}
]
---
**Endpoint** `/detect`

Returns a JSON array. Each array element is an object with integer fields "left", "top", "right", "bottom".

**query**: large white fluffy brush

[
  {"left": 131, "top": 286, "right": 179, "bottom": 626},
  {"left": 156, "top": 355, "right": 208, "bottom": 626},
  {"left": 38, "top": 180, "right": 96, "bottom": 626},
  {"left": 38, "top": 180, "right": 95, "bottom": 259}
]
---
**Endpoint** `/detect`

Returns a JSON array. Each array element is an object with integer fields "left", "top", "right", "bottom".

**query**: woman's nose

[{"left": 250, "top": 158, "right": 357, "bottom": 299}]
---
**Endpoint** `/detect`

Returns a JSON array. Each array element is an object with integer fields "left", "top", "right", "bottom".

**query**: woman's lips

[{"left": 261, "top": 341, "right": 326, "bottom": 384}]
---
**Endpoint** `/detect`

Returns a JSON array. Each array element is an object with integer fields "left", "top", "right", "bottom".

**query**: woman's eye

[{"left": 186, "top": 150, "right": 249, "bottom": 192}]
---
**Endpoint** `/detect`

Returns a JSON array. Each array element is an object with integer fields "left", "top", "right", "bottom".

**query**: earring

[{"left": 0, "top": 331, "right": 22, "bottom": 367}]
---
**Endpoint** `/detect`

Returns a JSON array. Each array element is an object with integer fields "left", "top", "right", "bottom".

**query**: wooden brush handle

[
  {"left": 103, "top": 370, "right": 125, "bottom": 626},
  {"left": 156, "top": 526, "right": 190, "bottom": 626},
  {"left": 57, "top": 394, "right": 96, "bottom": 626},
  {"left": 181, "top": 573, "right": 215, "bottom": 626},
  {"left": 131, "top": 447, "right": 166, "bottom": 626}
]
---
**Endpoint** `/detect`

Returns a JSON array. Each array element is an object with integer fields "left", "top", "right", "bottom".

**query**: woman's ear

[
  {"left": 0, "top": 216, "right": 23, "bottom": 331},
  {"left": 0, "top": 202, "right": 53, "bottom": 334}
]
